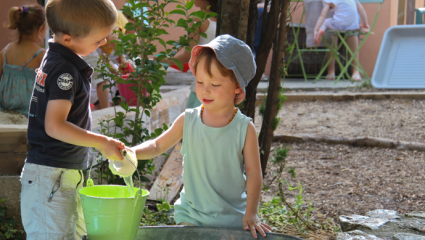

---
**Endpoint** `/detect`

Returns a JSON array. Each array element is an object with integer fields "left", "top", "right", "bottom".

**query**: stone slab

[
  {"left": 394, "top": 233, "right": 425, "bottom": 240},
  {"left": 148, "top": 142, "right": 183, "bottom": 202},
  {"left": 339, "top": 210, "right": 425, "bottom": 240}
]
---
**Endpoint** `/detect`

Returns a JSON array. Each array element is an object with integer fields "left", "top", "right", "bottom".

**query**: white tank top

[
  {"left": 174, "top": 107, "right": 251, "bottom": 228},
  {"left": 198, "top": 19, "right": 217, "bottom": 45}
]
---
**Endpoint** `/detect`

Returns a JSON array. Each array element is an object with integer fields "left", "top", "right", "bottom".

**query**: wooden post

[
  {"left": 398, "top": 0, "right": 406, "bottom": 25},
  {"left": 406, "top": 0, "right": 416, "bottom": 24}
]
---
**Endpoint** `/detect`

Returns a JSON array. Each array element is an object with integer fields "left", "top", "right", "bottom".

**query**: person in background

[
  {"left": 85, "top": 10, "right": 131, "bottom": 110},
  {"left": 0, "top": 4, "right": 46, "bottom": 116},
  {"left": 130, "top": 35, "right": 272, "bottom": 239},
  {"left": 21, "top": 0, "right": 126, "bottom": 239},
  {"left": 314, "top": 0, "right": 369, "bottom": 81},
  {"left": 164, "top": 0, "right": 217, "bottom": 109}
]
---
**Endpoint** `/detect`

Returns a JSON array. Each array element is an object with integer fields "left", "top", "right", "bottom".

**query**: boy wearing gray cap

[{"left": 131, "top": 34, "right": 271, "bottom": 238}]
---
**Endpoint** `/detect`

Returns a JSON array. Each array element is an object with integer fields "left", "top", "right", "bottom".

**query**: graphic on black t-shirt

[{"left": 57, "top": 73, "right": 73, "bottom": 90}]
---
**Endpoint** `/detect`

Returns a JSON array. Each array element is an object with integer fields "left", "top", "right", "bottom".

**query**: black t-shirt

[{"left": 27, "top": 41, "right": 93, "bottom": 170}]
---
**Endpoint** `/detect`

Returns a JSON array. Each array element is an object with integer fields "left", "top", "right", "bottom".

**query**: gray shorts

[{"left": 20, "top": 163, "right": 86, "bottom": 240}]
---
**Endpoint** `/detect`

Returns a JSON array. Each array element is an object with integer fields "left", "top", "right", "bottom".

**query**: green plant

[
  {"left": 263, "top": 144, "right": 292, "bottom": 190},
  {"left": 0, "top": 200, "right": 23, "bottom": 240},
  {"left": 92, "top": 0, "right": 217, "bottom": 185},
  {"left": 259, "top": 181, "right": 340, "bottom": 238},
  {"left": 140, "top": 199, "right": 175, "bottom": 226}
]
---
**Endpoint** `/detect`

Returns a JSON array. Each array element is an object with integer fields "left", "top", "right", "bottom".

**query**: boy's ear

[
  {"left": 234, "top": 86, "right": 245, "bottom": 105},
  {"left": 61, "top": 33, "right": 74, "bottom": 47}
]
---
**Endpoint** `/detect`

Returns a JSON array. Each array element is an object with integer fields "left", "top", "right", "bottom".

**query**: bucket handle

[{"left": 86, "top": 155, "right": 102, "bottom": 187}]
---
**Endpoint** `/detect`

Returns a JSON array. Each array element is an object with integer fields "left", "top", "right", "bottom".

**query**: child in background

[
  {"left": 21, "top": 0, "right": 125, "bottom": 239},
  {"left": 84, "top": 10, "right": 130, "bottom": 110},
  {"left": 0, "top": 4, "right": 46, "bottom": 116},
  {"left": 314, "top": 0, "right": 369, "bottom": 81},
  {"left": 131, "top": 35, "right": 272, "bottom": 239}
]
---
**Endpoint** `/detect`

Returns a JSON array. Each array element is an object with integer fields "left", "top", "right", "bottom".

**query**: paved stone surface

[{"left": 338, "top": 210, "right": 425, "bottom": 240}]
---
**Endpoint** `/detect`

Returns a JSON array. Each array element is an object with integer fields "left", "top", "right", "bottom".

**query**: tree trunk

[
  {"left": 258, "top": 0, "right": 290, "bottom": 177},
  {"left": 245, "top": 0, "right": 259, "bottom": 50},
  {"left": 217, "top": 0, "right": 239, "bottom": 36},
  {"left": 242, "top": 0, "right": 281, "bottom": 119}
]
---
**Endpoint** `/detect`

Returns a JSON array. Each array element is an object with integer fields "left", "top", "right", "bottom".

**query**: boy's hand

[
  {"left": 243, "top": 213, "right": 272, "bottom": 239},
  {"left": 99, "top": 137, "right": 125, "bottom": 161}
]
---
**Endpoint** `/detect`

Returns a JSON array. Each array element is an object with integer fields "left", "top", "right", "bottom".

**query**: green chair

[
  {"left": 415, "top": 8, "right": 425, "bottom": 24},
  {"left": 286, "top": 0, "right": 331, "bottom": 81}
]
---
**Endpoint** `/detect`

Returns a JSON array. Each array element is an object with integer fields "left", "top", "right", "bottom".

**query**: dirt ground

[{"left": 255, "top": 97, "right": 425, "bottom": 235}]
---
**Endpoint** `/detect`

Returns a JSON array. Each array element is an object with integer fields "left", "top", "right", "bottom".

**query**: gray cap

[{"left": 189, "top": 34, "right": 256, "bottom": 94}]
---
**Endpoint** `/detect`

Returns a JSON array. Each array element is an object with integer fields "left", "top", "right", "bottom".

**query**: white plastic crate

[{"left": 372, "top": 25, "right": 425, "bottom": 89}]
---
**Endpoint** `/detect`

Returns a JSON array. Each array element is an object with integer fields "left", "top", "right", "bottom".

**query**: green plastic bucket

[{"left": 79, "top": 185, "right": 149, "bottom": 240}]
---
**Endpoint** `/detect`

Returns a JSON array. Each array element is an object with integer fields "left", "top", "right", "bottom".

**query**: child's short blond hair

[{"left": 46, "top": 0, "right": 117, "bottom": 38}]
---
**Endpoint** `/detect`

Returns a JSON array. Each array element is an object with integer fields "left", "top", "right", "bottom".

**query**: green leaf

[
  {"left": 206, "top": 12, "right": 219, "bottom": 18},
  {"left": 121, "top": 34, "right": 133, "bottom": 43},
  {"left": 176, "top": 18, "right": 188, "bottom": 28},
  {"left": 198, "top": 32, "right": 207, "bottom": 39},
  {"left": 186, "top": 0, "right": 195, "bottom": 10},
  {"left": 119, "top": 101, "right": 129, "bottom": 111},
  {"left": 169, "top": 9, "right": 186, "bottom": 16},
  {"left": 155, "top": 29, "right": 169, "bottom": 36},
  {"left": 176, "top": 4, "right": 185, "bottom": 9},
  {"left": 190, "top": 10, "right": 206, "bottom": 20},
  {"left": 170, "top": 58, "right": 183, "bottom": 71},
  {"left": 139, "top": 176, "right": 151, "bottom": 182},
  {"left": 124, "top": 22, "right": 136, "bottom": 31},
  {"left": 155, "top": 128, "right": 163, "bottom": 136},
  {"left": 144, "top": 110, "right": 151, "bottom": 117}
]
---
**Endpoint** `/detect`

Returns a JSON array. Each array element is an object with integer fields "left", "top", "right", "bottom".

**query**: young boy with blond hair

[{"left": 21, "top": 0, "right": 126, "bottom": 239}]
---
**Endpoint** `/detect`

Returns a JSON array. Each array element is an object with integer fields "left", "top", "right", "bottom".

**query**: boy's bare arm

[
  {"left": 132, "top": 112, "right": 184, "bottom": 160},
  {"left": 45, "top": 99, "right": 125, "bottom": 161},
  {"left": 243, "top": 122, "right": 272, "bottom": 238}
]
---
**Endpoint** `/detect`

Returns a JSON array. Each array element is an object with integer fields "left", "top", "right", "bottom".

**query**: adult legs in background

[{"left": 346, "top": 35, "right": 361, "bottom": 81}]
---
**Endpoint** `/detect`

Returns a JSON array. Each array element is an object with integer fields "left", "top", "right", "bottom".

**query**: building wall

[
  {"left": 2, "top": 0, "right": 414, "bottom": 78},
  {"left": 0, "top": 0, "right": 37, "bottom": 50},
  {"left": 0, "top": 0, "right": 197, "bottom": 55}
]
